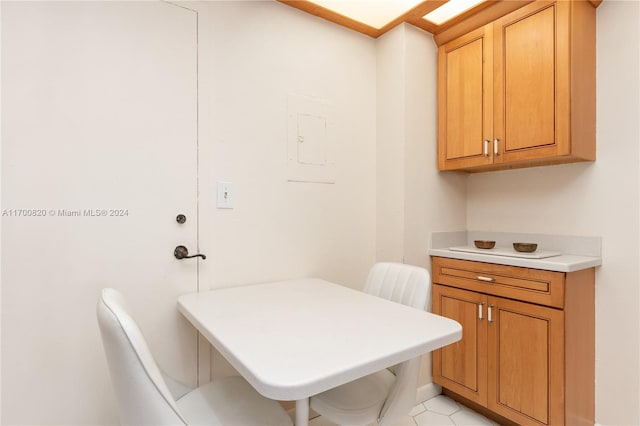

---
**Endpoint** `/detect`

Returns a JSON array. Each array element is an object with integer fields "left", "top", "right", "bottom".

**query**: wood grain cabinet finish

[
  {"left": 431, "top": 257, "right": 595, "bottom": 426},
  {"left": 437, "top": 0, "right": 596, "bottom": 172}
]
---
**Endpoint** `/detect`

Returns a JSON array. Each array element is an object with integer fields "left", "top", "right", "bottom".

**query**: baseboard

[{"left": 416, "top": 382, "right": 442, "bottom": 404}]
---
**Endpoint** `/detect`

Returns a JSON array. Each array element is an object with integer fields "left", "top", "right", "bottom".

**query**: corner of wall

[{"left": 375, "top": 24, "right": 408, "bottom": 263}]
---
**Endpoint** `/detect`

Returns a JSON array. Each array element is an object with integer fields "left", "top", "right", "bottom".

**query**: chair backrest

[
  {"left": 363, "top": 263, "right": 430, "bottom": 426},
  {"left": 364, "top": 262, "right": 429, "bottom": 310},
  {"left": 97, "top": 288, "right": 187, "bottom": 425}
]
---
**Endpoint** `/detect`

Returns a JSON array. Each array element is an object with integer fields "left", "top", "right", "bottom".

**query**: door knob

[{"left": 174, "top": 245, "right": 206, "bottom": 260}]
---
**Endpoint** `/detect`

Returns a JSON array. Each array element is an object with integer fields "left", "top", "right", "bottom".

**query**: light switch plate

[{"left": 217, "top": 181, "right": 234, "bottom": 209}]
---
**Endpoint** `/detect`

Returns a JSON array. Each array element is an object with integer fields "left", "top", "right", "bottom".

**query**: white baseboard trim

[{"left": 416, "top": 382, "right": 442, "bottom": 404}]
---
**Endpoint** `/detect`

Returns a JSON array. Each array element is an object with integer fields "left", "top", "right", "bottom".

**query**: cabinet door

[
  {"left": 438, "top": 25, "right": 493, "bottom": 170},
  {"left": 432, "top": 285, "right": 488, "bottom": 405},
  {"left": 493, "top": 1, "right": 570, "bottom": 163},
  {"left": 487, "top": 296, "right": 564, "bottom": 426}
]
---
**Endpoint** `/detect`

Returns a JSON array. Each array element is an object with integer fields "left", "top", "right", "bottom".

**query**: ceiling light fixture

[
  {"left": 422, "top": 0, "right": 485, "bottom": 25},
  {"left": 308, "top": 0, "right": 426, "bottom": 29}
]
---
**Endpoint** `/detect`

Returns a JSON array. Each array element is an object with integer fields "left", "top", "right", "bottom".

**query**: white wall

[
  {"left": 199, "top": 1, "right": 379, "bottom": 378},
  {"left": 376, "top": 23, "right": 467, "bottom": 388},
  {"left": 200, "top": 1, "right": 377, "bottom": 292},
  {"left": 465, "top": 1, "right": 640, "bottom": 423},
  {"left": 402, "top": 25, "right": 467, "bottom": 271},
  {"left": 376, "top": 24, "right": 407, "bottom": 263},
  {"left": 376, "top": 23, "right": 466, "bottom": 271}
]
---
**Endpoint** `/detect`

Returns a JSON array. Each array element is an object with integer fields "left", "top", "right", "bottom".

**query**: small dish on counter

[
  {"left": 513, "top": 242, "right": 538, "bottom": 253},
  {"left": 474, "top": 240, "right": 496, "bottom": 249}
]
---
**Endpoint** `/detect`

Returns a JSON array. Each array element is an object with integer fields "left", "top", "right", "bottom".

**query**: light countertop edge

[{"left": 429, "top": 248, "right": 601, "bottom": 272}]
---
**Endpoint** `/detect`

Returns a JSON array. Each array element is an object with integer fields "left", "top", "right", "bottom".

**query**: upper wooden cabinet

[{"left": 437, "top": 1, "right": 596, "bottom": 172}]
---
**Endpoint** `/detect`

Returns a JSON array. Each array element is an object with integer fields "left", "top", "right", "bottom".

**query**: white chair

[
  {"left": 310, "top": 262, "right": 430, "bottom": 426},
  {"left": 97, "top": 288, "right": 293, "bottom": 426}
]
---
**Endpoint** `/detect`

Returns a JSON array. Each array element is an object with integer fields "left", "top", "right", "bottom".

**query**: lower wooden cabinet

[{"left": 432, "top": 257, "right": 594, "bottom": 426}]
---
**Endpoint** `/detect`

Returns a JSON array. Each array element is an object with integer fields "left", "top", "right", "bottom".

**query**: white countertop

[
  {"left": 430, "top": 231, "right": 602, "bottom": 272},
  {"left": 429, "top": 247, "right": 600, "bottom": 272}
]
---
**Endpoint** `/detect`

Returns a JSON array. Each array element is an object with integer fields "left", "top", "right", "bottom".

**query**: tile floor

[{"left": 308, "top": 394, "right": 499, "bottom": 426}]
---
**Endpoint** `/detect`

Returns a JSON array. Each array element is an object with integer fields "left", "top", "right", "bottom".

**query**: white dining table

[{"left": 177, "top": 278, "right": 462, "bottom": 426}]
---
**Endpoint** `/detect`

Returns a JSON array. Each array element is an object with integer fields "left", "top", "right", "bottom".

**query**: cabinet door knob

[
  {"left": 483, "top": 140, "right": 490, "bottom": 157},
  {"left": 478, "top": 303, "right": 484, "bottom": 320},
  {"left": 477, "top": 276, "right": 496, "bottom": 282},
  {"left": 494, "top": 138, "right": 500, "bottom": 156},
  {"left": 488, "top": 304, "right": 494, "bottom": 323}
]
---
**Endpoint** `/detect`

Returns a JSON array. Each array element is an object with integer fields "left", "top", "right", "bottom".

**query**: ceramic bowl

[
  {"left": 513, "top": 242, "right": 538, "bottom": 253},
  {"left": 474, "top": 240, "right": 496, "bottom": 249}
]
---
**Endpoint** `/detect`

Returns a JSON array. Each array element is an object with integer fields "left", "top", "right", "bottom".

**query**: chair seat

[
  {"left": 310, "top": 369, "right": 395, "bottom": 425},
  {"left": 176, "top": 376, "right": 293, "bottom": 426}
]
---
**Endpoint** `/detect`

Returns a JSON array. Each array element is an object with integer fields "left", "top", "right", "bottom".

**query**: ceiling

[
  {"left": 278, "top": 0, "right": 602, "bottom": 43},
  {"left": 277, "top": 0, "right": 498, "bottom": 38}
]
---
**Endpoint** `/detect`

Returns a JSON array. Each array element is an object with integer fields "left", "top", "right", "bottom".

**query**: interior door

[{"left": 1, "top": 2, "right": 199, "bottom": 424}]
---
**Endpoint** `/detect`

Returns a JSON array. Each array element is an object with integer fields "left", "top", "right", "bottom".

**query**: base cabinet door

[
  {"left": 432, "top": 285, "right": 487, "bottom": 405},
  {"left": 487, "top": 296, "right": 564, "bottom": 426}
]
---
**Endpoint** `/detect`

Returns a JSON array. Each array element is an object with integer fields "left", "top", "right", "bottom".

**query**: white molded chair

[
  {"left": 310, "top": 262, "right": 430, "bottom": 426},
  {"left": 97, "top": 288, "right": 293, "bottom": 426}
]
